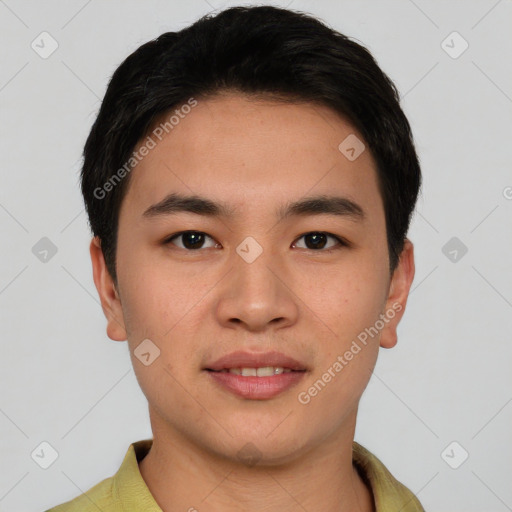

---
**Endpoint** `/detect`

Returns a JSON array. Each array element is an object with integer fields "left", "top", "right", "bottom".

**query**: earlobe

[
  {"left": 379, "top": 239, "right": 415, "bottom": 349},
  {"left": 89, "top": 236, "right": 127, "bottom": 342}
]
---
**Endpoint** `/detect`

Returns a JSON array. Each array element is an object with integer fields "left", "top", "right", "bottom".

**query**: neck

[{"left": 138, "top": 413, "right": 375, "bottom": 512}]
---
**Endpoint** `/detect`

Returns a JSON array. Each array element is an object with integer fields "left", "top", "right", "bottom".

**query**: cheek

[
  {"left": 305, "top": 263, "right": 388, "bottom": 335},
  {"left": 296, "top": 292, "right": 382, "bottom": 428},
  {"left": 117, "top": 249, "right": 190, "bottom": 338},
  {"left": 118, "top": 262, "right": 208, "bottom": 377},
  {"left": 297, "top": 345, "right": 379, "bottom": 437},
  {"left": 301, "top": 263, "right": 387, "bottom": 395}
]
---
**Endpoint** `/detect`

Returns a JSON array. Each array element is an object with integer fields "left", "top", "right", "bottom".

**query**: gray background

[{"left": 1, "top": 1, "right": 511, "bottom": 511}]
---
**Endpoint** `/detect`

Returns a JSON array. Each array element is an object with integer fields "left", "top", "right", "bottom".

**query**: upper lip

[{"left": 205, "top": 350, "right": 307, "bottom": 371}]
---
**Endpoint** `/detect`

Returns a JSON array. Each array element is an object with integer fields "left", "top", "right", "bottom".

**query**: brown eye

[
  {"left": 165, "top": 231, "right": 218, "bottom": 250},
  {"left": 293, "top": 232, "right": 345, "bottom": 251}
]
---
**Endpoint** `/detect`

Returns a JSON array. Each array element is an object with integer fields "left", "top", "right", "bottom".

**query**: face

[{"left": 91, "top": 92, "right": 415, "bottom": 465}]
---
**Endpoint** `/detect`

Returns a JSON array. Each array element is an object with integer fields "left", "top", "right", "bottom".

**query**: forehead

[{"left": 120, "top": 93, "right": 383, "bottom": 223}]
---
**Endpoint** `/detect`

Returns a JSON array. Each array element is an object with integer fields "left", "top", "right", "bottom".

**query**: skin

[{"left": 90, "top": 92, "right": 415, "bottom": 512}]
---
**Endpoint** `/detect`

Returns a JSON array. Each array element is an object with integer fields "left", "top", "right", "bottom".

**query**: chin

[{"left": 206, "top": 427, "right": 315, "bottom": 468}]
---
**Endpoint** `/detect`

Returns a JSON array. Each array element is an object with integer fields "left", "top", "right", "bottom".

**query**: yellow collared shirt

[{"left": 46, "top": 439, "right": 425, "bottom": 512}]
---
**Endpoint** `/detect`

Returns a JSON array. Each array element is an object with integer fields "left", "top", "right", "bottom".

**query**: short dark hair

[{"left": 81, "top": 5, "right": 421, "bottom": 285}]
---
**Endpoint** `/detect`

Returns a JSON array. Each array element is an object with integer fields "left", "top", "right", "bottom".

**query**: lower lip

[{"left": 206, "top": 370, "right": 306, "bottom": 400}]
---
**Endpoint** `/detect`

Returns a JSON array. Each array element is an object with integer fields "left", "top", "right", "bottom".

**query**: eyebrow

[{"left": 142, "top": 192, "right": 365, "bottom": 222}]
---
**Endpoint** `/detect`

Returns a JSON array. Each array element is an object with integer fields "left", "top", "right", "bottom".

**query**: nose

[{"left": 215, "top": 247, "right": 299, "bottom": 333}]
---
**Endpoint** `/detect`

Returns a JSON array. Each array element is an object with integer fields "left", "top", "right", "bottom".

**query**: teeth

[
  {"left": 256, "top": 366, "right": 274, "bottom": 377},
  {"left": 224, "top": 367, "right": 292, "bottom": 376}
]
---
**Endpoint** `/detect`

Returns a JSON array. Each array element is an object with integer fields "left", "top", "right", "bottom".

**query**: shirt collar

[{"left": 112, "top": 439, "right": 424, "bottom": 512}]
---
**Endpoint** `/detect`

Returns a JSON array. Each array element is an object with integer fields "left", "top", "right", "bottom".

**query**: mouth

[
  {"left": 204, "top": 351, "right": 308, "bottom": 400},
  {"left": 206, "top": 367, "right": 305, "bottom": 376},
  {"left": 204, "top": 350, "right": 308, "bottom": 372}
]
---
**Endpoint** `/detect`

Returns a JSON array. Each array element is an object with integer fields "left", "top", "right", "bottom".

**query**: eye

[
  {"left": 163, "top": 230, "right": 347, "bottom": 252},
  {"left": 292, "top": 232, "right": 346, "bottom": 252},
  {"left": 164, "top": 231, "right": 219, "bottom": 250}
]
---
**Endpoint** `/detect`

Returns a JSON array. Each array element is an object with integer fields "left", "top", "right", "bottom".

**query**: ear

[
  {"left": 379, "top": 238, "right": 415, "bottom": 349},
  {"left": 89, "top": 236, "right": 127, "bottom": 342}
]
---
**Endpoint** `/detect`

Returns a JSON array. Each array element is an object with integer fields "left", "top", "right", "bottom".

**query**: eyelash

[{"left": 163, "top": 231, "right": 348, "bottom": 253}]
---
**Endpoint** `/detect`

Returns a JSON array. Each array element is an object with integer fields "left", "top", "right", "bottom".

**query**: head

[{"left": 86, "top": 6, "right": 420, "bottom": 464}]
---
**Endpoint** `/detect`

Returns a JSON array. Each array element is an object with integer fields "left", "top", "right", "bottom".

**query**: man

[{"left": 47, "top": 5, "right": 423, "bottom": 511}]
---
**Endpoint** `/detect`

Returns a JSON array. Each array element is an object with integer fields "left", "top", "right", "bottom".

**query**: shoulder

[
  {"left": 353, "top": 442, "right": 425, "bottom": 512},
  {"left": 44, "top": 475, "right": 117, "bottom": 512},
  {"left": 44, "top": 440, "right": 154, "bottom": 512}
]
